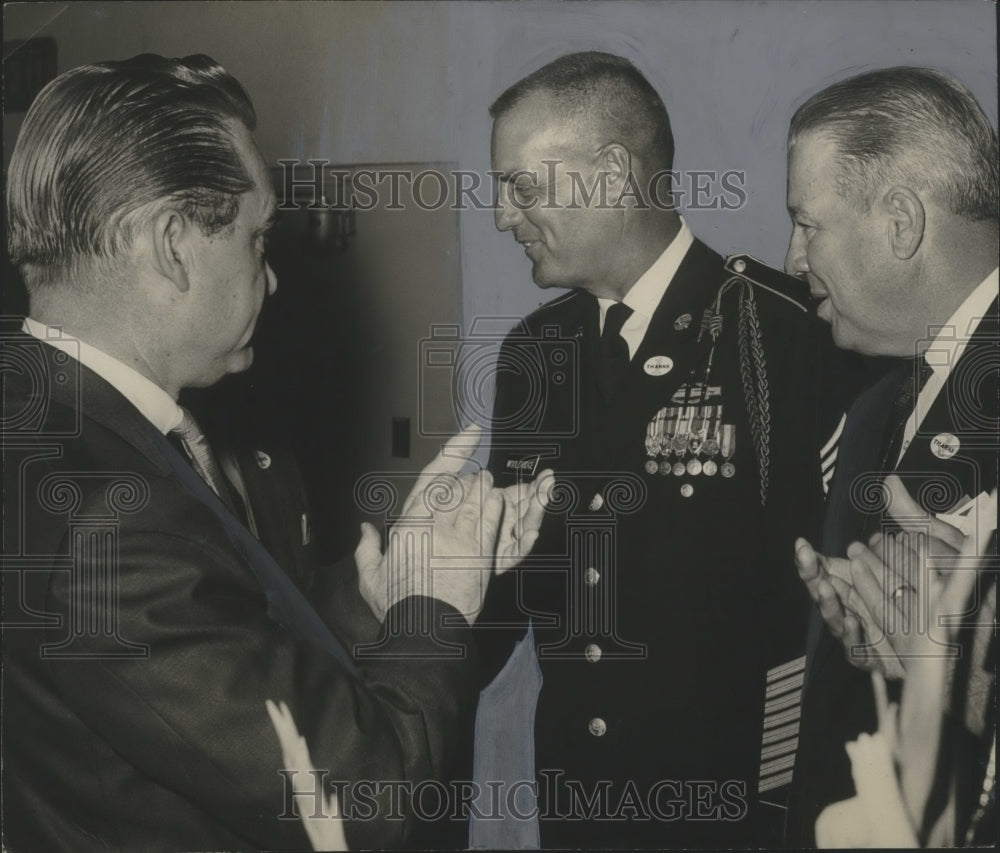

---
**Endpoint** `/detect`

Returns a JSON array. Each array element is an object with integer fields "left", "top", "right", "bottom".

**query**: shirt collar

[
  {"left": 23, "top": 317, "right": 184, "bottom": 434},
  {"left": 922, "top": 267, "right": 998, "bottom": 377},
  {"left": 598, "top": 216, "right": 695, "bottom": 328}
]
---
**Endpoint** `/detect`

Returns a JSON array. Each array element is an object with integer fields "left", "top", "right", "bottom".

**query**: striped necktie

[{"left": 171, "top": 407, "right": 247, "bottom": 521}]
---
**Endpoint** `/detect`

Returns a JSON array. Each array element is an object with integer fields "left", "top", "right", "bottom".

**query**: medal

[
  {"left": 662, "top": 409, "right": 678, "bottom": 456},
  {"left": 686, "top": 459, "right": 702, "bottom": 476},
  {"left": 672, "top": 462, "right": 686, "bottom": 477},
  {"left": 645, "top": 459, "right": 659, "bottom": 474},
  {"left": 680, "top": 483, "right": 694, "bottom": 497},
  {"left": 703, "top": 460, "right": 718, "bottom": 476},
  {"left": 720, "top": 424, "right": 736, "bottom": 477},
  {"left": 645, "top": 409, "right": 666, "bottom": 457},
  {"left": 658, "top": 460, "right": 672, "bottom": 476},
  {"left": 703, "top": 404, "right": 721, "bottom": 456}
]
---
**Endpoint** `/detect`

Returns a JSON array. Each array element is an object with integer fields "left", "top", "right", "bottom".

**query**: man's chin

[{"left": 224, "top": 346, "right": 255, "bottom": 376}]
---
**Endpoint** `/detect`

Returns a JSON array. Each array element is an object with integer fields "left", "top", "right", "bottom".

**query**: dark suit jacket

[
  {"left": 478, "top": 240, "right": 849, "bottom": 848},
  {"left": 788, "top": 297, "right": 999, "bottom": 846},
  {"left": 1, "top": 329, "right": 479, "bottom": 852}
]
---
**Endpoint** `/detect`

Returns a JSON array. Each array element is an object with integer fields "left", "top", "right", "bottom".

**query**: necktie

[
  {"left": 171, "top": 408, "right": 247, "bottom": 522},
  {"left": 880, "top": 355, "right": 934, "bottom": 469},
  {"left": 598, "top": 301, "right": 633, "bottom": 401}
]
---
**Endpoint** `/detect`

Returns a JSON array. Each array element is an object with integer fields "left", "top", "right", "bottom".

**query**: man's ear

[
  {"left": 149, "top": 208, "right": 193, "bottom": 293},
  {"left": 882, "top": 186, "right": 925, "bottom": 260},
  {"left": 601, "top": 143, "right": 632, "bottom": 187}
]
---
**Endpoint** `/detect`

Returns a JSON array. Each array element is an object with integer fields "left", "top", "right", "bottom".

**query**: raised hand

[
  {"left": 495, "top": 469, "right": 554, "bottom": 574},
  {"left": 354, "top": 425, "right": 504, "bottom": 624}
]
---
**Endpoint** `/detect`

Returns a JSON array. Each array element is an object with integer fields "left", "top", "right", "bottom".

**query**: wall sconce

[
  {"left": 307, "top": 193, "right": 355, "bottom": 255},
  {"left": 273, "top": 165, "right": 357, "bottom": 255}
]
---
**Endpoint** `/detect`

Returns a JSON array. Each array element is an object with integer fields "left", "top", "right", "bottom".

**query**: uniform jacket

[
  {"left": 789, "top": 297, "right": 999, "bottom": 847},
  {"left": 1, "top": 329, "right": 479, "bottom": 853},
  {"left": 479, "top": 239, "right": 847, "bottom": 848}
]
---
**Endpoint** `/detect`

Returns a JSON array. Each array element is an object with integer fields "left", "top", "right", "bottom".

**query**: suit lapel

[
  {"left": 895, "top": 298, "right": 999, "bottom": 504},
  {"left": 25, "top": 332, "right": 359, "bottom": 674}
]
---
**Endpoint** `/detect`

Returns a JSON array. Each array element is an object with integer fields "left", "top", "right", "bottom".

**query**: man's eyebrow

[{"left": 495, "top": 171, "right": 538, "bottom": 184}]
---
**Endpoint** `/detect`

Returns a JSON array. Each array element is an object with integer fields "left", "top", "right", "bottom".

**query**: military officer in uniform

[{"left": 472, "top": 51, "right": 857, "bottom": 849}]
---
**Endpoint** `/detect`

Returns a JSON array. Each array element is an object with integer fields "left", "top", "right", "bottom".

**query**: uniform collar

[{"left": 597, "top": 217, "right": 695, "bottom": 351}]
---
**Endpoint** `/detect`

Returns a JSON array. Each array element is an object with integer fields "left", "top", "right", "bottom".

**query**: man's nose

[
  {"left": 784, "top": 231, "right": 808, "bottom": 277},
  {"left": 494, "top": 186, "right": 523, "bottom": 232}
]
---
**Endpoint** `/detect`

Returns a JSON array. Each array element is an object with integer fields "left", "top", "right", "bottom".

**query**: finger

[
  {"left": 795, "top": 538, "right": 826, "bottom": 600},
  {"left": 354, "top": 522, "right": 383, "bottom": 570},
  {"left": 265, "top": 698, "right": 282, "bottom": 730},
  {"left": 816, "top": 577, "right": 845, "bottom": 637},
  {"left": 883, "top": 474, "right": 965, "bottom": 551},
  {"left": 841, "top": 610, "right": 871, "bottom": 668},
  {"left": 822, "top": 554, "right": 855, "bottom": 585},
  {"left": 871, "top": 671, "right": 889, "bottom": 728},
  {"left": 496, "top": 487, "right": 518, "bottom": 550},
  {"left": 402, "top": 424, "right": 484, "bottom": 515},
  {"left": 480, "top": 484, "right": 505, "bottom": 552},
  {"left": 846, "top": 545, "right": 892, "bottom": 632},
  {"left": 451, "top": 470, "right": 491, "bottom": 540},
  {"left": 521, "top": 470, "right": 554, "bottom": 531}
]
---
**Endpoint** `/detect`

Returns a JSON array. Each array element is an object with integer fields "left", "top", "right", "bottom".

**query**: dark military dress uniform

[{"left": 478, "top": 238, "right": 848, "bottom": 849}]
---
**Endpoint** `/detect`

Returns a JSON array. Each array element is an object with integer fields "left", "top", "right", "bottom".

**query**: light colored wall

[
  {"left": 4, "top": 1, "right": 454, "bottom": 166},
  {"left": 451, "top": 0, "right": 999, "bottom": 330},
  {"left": 4, "top": 0, "right": 997, "bottom": 430}
]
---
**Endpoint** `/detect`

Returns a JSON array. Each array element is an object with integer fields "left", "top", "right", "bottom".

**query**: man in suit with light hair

[
  {"left": 784, "top": 65, "right": 998, "bottom": 847},
  {"left": 1, "top": 52, "right": 547, "bottom": 852}
]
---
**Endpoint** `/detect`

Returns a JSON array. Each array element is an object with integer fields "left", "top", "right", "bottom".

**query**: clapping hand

[
  {"left": 495, "top": 469, "right": 554, "bottom": 574},
  {"left": 354, "top": 425, "right": 551, "bottom": 625},
  {"left": 796, "top": 475, "right": 980, "bottom": 678}
]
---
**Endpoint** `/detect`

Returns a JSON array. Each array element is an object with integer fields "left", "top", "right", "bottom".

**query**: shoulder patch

[{"left": 724, "top": 254, "right": 813, "bottom": 313}]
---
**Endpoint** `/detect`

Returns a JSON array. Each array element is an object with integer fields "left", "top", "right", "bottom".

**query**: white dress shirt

[
  {"left": 897, "top": 267, "right": 999, "bottom": 465},
  {"left": 23, "top": 317, "right": 184, "bottom": 434},
  {"left": 597, "top": 216, "right": 695, "bottom": 359}
]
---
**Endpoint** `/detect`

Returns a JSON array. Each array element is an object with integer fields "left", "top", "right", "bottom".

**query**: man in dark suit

[
  {"left": 472, "top": 51, "right": 853, "bottom": 849},
  {"left": 1, "top": 53, "right": 546, "bottom": 852},
  {"left": 784, "top": 66, "right": 998, "bottom": 847}
]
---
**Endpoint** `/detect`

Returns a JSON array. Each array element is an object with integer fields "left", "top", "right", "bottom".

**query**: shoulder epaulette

[{"left": 724, "top": 253, "right": 813, "bottom": 314}]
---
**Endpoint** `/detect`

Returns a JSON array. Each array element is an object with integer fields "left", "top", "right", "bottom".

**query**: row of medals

[{"left": 644, "top": 403, "right": 736, "bottom": 478}]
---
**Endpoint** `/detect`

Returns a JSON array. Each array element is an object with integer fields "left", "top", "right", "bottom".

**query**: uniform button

[
  {"left": 588, "top": 717, "right": 607, "bottom": 737},
  {"left": 584, "top": 643, "right": 602, "bottom": 663},
  {"left": 585, "top": 567, "right": 601, "bottom": 586},
  {"left": 588, "top": 492, "right": 604, "bottom": 511}
]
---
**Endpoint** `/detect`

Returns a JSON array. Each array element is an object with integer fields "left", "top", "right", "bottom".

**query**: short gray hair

[{"left": 789, "top": 66, "right": 998, "bottom": 221}]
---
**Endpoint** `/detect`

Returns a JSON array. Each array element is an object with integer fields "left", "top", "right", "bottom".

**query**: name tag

[{"left": 505, "top": 456, "right": 540, "bottom": 476}]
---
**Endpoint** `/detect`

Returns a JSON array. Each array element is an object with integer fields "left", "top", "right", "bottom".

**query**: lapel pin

[
  {"left": 254, "top": 450, "right": 272, "bottom": 470},
  {"left": 643, "top": 355, "right": 674, "bottom": 376},
  {"left": 930, "top": 432, "right": 959, "bottom": 460},
  {"left": 673, "top": 313, "right": 693, "bottom": 331}
]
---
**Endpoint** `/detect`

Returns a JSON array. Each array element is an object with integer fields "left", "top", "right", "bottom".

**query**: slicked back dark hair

[
  {"left": 7, "top": 53, "right": 258, "bottom": 289},
  {"left": 490, "top": 51, "right": 674, "bottom": 175},
  {"left": 789, "top": 66, "right": 998, "bottom": 222}
]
